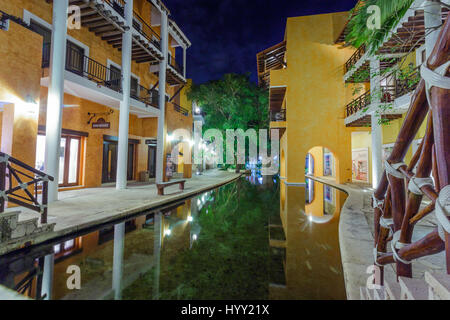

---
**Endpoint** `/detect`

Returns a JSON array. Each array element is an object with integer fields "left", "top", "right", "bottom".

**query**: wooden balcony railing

[
  {"left": 42, "top": 43, "right": 123, "bottom": 93},
  {"left": 0, "top": 152, "right": 54, "bottom": 224},
  {"left": 172, "top": 102, "right": 189, "bottom": 116},
  {"left": 344, "top": 45, "right": 366, "bottom": 74},
  {"left": 270, "top": 109, "right": 286, "bottom": 122},
  {"left": 133, "top": 11, "right": 162, "bottom": 51}
]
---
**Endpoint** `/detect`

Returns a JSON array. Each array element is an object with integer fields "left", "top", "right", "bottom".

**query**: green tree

[{"left": 187, "top": 73, "right": 269, "bottom": 169}]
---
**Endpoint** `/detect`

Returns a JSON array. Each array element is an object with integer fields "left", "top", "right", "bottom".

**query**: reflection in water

[{"left": 0, "top": 175, "right": 348, "bottom": 300}]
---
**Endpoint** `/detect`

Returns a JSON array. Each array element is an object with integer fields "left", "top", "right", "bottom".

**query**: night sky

[{"left": 164, "top": 0, "right": 358, "bottom": 84}]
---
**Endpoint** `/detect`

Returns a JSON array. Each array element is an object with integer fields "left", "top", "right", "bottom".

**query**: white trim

[
  {"left": 382, "top": 143, "right": 395, "bottom": 149},
  {"left": 23, "top": 9, "right": 90, "bottom": 58}
]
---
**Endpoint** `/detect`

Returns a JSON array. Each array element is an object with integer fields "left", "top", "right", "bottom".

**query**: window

[
  {"left": 36, "top": 133, "right": 82, "bottom": 187},
  {"left": 109, "top": 65, "right": 122, "bottom": 92},
  {"left": 66, "top": 41, "right": 85, "bottom": 74}
]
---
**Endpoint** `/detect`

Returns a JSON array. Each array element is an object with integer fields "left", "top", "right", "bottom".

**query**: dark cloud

[{"left": 164, "top": 0, "right": 358, "bottom": 83}]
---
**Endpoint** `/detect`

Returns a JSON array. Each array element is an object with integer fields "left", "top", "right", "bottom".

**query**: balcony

[
  {"left": 166, "top": 55, "right": 185, "bottom": 86},
  {"left": 68, "top": 0, "right": 127, "bottom": 44},
  {"left": 131, "top": 86, "right": 159, "bottom": 108},
  {"left": 344, "top": 45, "right": 366, "bottom": 75},
  {"left": 257, "top": 41, "right": 287, "bottom": 89},
  {"left": 172, "top": 102, "right": 189, "bottom": 116},
  {"left": 43, "top": 43, "right": 122, "bottom": 93}
]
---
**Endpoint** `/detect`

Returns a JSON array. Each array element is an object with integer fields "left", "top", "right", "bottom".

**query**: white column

[
  {"left": 183, "top": 46, "right": 187, "bottom": 78},
  {"left": 45, "top": 0, "right": 68, "bottom": 202},
  {"left": 370, "top": 58, "right": 383, "bottom": 188},
  {"left": 112, "top": 222, "right": 125, "bottom": 300},
  {"left": 156, "top": 11, "right": 169, "bottom": 184},
  {"left": 41, "top": 253, "right": 54, "bottom": 300},
  {"left": 116, "top": 0, "right": 133, "bottom": 190},
  {"left": 153, "top": 212, "right": 162, "bottom": 299},
  {"left": 424, "top": 0, "right": 442, "bottom": 58}
]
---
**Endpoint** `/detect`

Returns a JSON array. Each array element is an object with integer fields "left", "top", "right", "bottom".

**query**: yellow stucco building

[{"left": 0, "top": 0, "right": 193, "bottom": 198}]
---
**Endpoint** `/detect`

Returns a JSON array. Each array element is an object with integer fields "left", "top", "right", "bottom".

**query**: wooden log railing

[
  {"left": 372, "top": 14, "right": 450, "bottom": 282},
  {"left": 172, "top": 102, "right": 189, "bottom": 116},
  {"left": 0, "top": 152, "right": 54, "bottom": 224}
]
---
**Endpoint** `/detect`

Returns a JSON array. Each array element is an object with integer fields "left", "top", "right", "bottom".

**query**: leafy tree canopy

[{"left": 187, "top": 73, "right": 269, "bottom": 132}]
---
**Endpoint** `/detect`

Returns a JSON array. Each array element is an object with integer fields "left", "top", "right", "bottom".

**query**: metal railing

[
  {"left": 344, "top": 45, "right": 366, "bottom": 74},
  {"left": 133, "top": 11, "right": 161, "bottom": 50},
  {"left": 270, "top": 109, "right": 286, "bottom": 122},
  {"left": 172, "top": 102, "right": 189, "bottom": 116},
  {"left": 346, "top": 90, "right": 371, "bottom": 117},
  {"left": 131, "top": 85, "right": 159, "bottom": 107},
  {"left": 42, "top": 44, "right": 123, "bottom": 93},
  {"left": 104, "top": 0, "right": 126, "bottom": 17},
  {"left": 0, "top": 152, "right": 54, "bottom": 224}
]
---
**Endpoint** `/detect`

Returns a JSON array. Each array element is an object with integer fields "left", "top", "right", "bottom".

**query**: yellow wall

[{"left": 282, "top": 12, "right": 354, "bottom": 184}]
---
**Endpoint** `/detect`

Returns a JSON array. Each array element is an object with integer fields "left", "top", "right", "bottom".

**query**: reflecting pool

[{"left": 0, "top": 175, "right": 347, "bottom": 300}]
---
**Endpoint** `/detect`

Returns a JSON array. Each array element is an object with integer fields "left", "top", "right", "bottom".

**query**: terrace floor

[{"left": 0, "top": 169, "right": 241, "bottom": 255}]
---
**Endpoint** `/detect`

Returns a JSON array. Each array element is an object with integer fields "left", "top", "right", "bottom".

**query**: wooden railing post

[{"left": 41, "top": 181, "right": 48, "bottom": 224}]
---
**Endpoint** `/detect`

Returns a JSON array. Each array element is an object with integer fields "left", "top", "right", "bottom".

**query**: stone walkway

[
  {"left": 308, "top": 176, "right": 446, "bottom": 300},
  {"left": 0, "top": 169, "right": 241, "bottom": 255}
]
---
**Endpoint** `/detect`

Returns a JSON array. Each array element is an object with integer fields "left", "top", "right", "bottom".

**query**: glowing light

[
  {"left": 308, "top": 215, "right": 313, "bottom": 222},
  {"left": 167, "top": 134, "right": 173, "bottom": 142},
  {"left": 189, "top": 139, "right": 194, "bottom": 147},
  {"left": 192, "top": 234, "right": 198, "bottom": 241},
  {"left": 187, "top": 216, "right": 193, "bottom": 222},
  {"left": 195, "top": 107, "right": 201, "bottom": 114},
  {"left": 164, "top": 229, "right": 171, "bottom": 236}
]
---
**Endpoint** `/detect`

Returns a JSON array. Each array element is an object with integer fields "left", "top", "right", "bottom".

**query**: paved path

[{"left": 0, "top": 170, "right": 241, "bottom": 255}]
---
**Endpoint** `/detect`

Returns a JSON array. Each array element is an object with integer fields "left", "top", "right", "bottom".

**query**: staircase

[
  {"left": 0, "top": 152, "right": 55, "bottom": 246},
  {"left": 360, "top": 272, "right": 450, "bottom": 300},
  {"left": 0, "top": 211, "right": 55, "bottom": 244}
]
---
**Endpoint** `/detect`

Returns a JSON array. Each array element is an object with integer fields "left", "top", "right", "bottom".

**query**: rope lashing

[
  {"left": 384, "top": 161, "right": 406, "bottom": 179},
  {"left": 0, "top": 190, "right": 7, "bottom": 201},
  {"left": 372, "top": 194, "right": 384, "bottom": 209},
  {"left": 39, "top": 204, "right": 48, "bottom": 214},
  {"left": 408, "top": 176, "right": 434, "bottom": 195},
  {"left": 435, "top": 185, "right": 450, "bottom": 241},
  {"left": 421, "top": 61, "right": 450, "bottom": 109},
  {"left": 0, "top": 154, "right": 9, "bottom": 164},
  {"left": 391, "top": 230, "right": 412, "bottom": 264},
  {"left": 380, "top": 217, "right": 394, "bottom": 229},
  {"left": 373, "top": 247, "right": 384, "bottom": 267}
]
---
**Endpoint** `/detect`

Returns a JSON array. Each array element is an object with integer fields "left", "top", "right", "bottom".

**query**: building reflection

[
  {"left": 270, "top": 180, "right": 348, "bottom": 299},
  {"left": 0, "top": 196, "right": 200, "bottom": 300}
]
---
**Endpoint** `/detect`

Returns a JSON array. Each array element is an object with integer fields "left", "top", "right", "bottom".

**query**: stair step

[
  {"left": 425, "top": 272, "right": 450, "bottom": 300},
  {"left": 399, "top": 277, "right": 429, "bottom": 300}
]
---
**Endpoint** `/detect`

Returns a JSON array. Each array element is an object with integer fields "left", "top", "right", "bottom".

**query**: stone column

[
  {"left": 370, "top": 58, "right": 383, "bottom": 189},
  {"left": 41, "top": 253, "right": 54, "bottom": 300},
  {"left": 45, "top": 0, "right": 68, "bottom": 202},
  {"left": 116, "top": 0, "right": 134, "bottom": 190},
  {"left": 112, "top": 222, "right": 125, "bottom": 300},
  {"left": 156, "top": 11, "right": 169, "bottom": 184},
  {"left": 153, "top": 212, "right": 162, "bottom": 299}
]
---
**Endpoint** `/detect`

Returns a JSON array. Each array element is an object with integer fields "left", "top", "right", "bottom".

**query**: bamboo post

[{"left": 0, "top": 160, "right": 5, "bottom": 213}]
